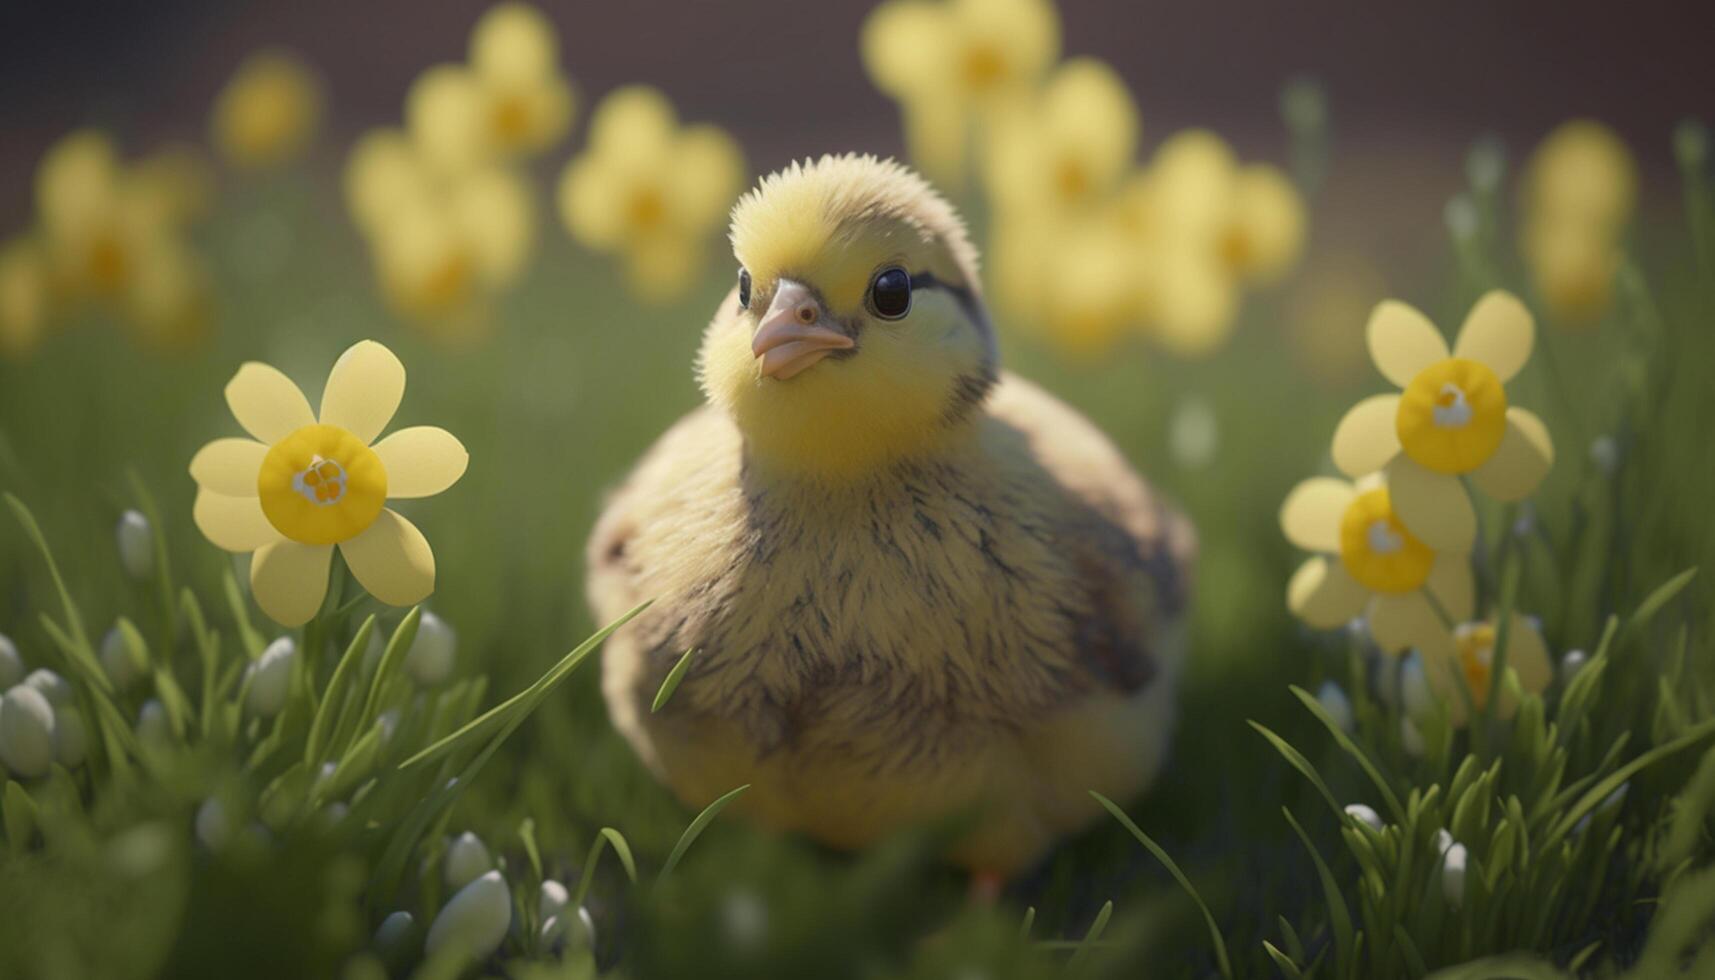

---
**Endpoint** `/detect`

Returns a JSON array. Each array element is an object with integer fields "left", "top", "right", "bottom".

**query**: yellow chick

[{"left": 587, "top": 155, "right": 1194, "bottom": 876}]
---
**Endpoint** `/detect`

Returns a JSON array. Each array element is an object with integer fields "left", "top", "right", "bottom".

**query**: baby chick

[{"left": 587, "top": 154, "right": 1194, "bottom": 876}]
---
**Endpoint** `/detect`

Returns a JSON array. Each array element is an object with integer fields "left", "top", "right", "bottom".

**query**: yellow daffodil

[
  {"left": 999, "top": 210, "right": 1138, "bottom": 356},
  {"left": 1281, "top": 473, "right": 1475, "bottom": 653},
  {"left": 1331, "top": 291, "right": 1554, "bottom": 551},
  {"left": 1416, "top": 614, "right": 1552, "bottom": 727},
  {"left": 1285, "top": 252, "right": 1390, "bottom": 386},
  {"left": 861, "top": 0, "right": 1059, "bottom": 188},
  {"left": 984, "top": 57, "right": 1139, "bottom": 219},
  {"left": 343, "top": 130, "right": 534, "bottom": 335},
  {"left": 211, "top": 50, "right": 324, "bottom": 170},
  {"left": 1130, "top": 131, "right": 1307, "bottom": 357},
  {"left": 556, "top": 86, "right": 744, "bottom": 302},
  {"left": 408, "top": 3, "right": 573, "bottom": 174},
  {"left": 1519, "top": 120, "right": 1636, "bottom": 327},
  {"left": 0, "top": 237, "right": 51, "bottom": 359},
  {"left": 32, "top": 130, "right": 211, "bottom": 348},
  {"left": 190, "top": 341, "right": 468, "bottom": 626}
]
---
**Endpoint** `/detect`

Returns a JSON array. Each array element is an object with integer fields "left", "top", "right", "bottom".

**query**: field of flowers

[{"left": 1, "top": 2, "right": 1713, "bottom": 977}]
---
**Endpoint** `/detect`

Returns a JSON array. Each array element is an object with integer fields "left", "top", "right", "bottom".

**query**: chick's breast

[{"left": 586, "top": 374, "right": 1193, "bottom": 873}]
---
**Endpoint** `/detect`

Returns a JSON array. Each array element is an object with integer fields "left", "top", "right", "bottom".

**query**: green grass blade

[
  {"left": 571, "top": 827, "right": 638, "bottom": 909},
  {"left": 1283, "top": 807, "right": 1354, "bottom": 976},
  {"left": 124, "top": 469, "right": 178, "bottom": 637},
  {"left": 1250, "top": 721, "right": 1344, "bottom": 818},
  {"left": 1291, "top": 685, "right": 1405, "bottom": 822},
  {"left": 305, "top": 615, "right": 376, "bottom": 767},
  {"left": 1543, "top": 717, "right": 1715, "bottom": 851},
  {"left": 6, "top": 493, "right": 95, "bottom": 656},
  {"left": 1092, "top": 791, "right": 1233, "bottom": 978},
  {"left": 658, "top": 784, "right": 750, "bottom": 883},
  {"left": 1422, "top": 954, "right": 1568, "bottom": 979},
  {"left": 651, "top": 648, "right": 698, "bottom": 713},
  {"left": 1623, "top": 567, "right": 1698, "bottom": 642},
  {"left": 355, "top": 607, "right": 420, "bottom": 738},
  {"left": 399, "top": 600, "right": 650, "bottom": 772},
  {"left": 222, "top": 568, "right": 265, "bottom": 659},
  {"left": 1066, "top": 899, "right": 1114, "bottom": 973}
]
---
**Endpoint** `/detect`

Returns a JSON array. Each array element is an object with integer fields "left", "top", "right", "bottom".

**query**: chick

[{"left": 587, "top": 154, "right": 1194, "bottom": 876}]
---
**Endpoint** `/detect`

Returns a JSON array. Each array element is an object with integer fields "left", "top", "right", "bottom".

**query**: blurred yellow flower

[
  {"left": 1519, "top": 120, "right": 1636, "bottom": 327},
  {"left": 861, "top": 0, "right": 1059, "bottom": 187},
  {"left": 1130, "top": 131, "right": 1307, "bottom": 357},
  {"left": 211, "top": 50, "right": 324, "bottom": 170},
  {"left": 190, "top": 341, "right": 468, "bottom": 626},
  {"left": 984, "top": 57, "right": 1138, "bottom": 219},
  {"left": 556, "top": 86, "right": 744, "bottom": 302},
  {"left": 1330, "top": 292, "right": 1554, "bottom": 551},
  {"left": 29, "top": 130, "right": 211, "bottom": 349},
  {"left": 1284, "top": 252, "right": 1389, "bottom": 386},
  {"left": 1281, "top": 473, "right": 1474, "bottom": 653},
  {"left": 344, "top": 130, "right": 535, "bottom": 336},
  {"left": 0, "top": 238, "right": 51, "bottom": 359},
  {"left": 998, "top": 211, "right": 1138, "bottom": 356},
  {"left": 408, "top": 3, "right": 574, "bottom": 173},
  {"left": 1417, "top": 614, "right": 1552, "bottom": 727}
]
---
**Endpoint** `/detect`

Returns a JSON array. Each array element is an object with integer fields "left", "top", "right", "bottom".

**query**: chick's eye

[
  {"left": 737, "top": 268, "right": 752, "bottom": 309},
  {"left": 868, "top": 267, "right": 911, "bottom": 320}
]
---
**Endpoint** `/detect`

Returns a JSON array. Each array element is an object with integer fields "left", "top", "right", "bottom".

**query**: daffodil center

[
  {"left": 88, "top": 234, "right": 129, "bottom": 293},
  {"left": 491, "top": 96, "right": 532, "bottom": 146},
  {"left": 961, "top": 43, "right": 1007, "bottom": 92},
  {"left": 1055, "top": 159, "right": 1090, "bottom": 203},
  {"left": 1454, "top": 623, "right": 1497, "bottom": 708},
  {"left": 1338, "top": 487, "right": 1435, "bottom": 594},
  {"left": 1220, "top": 227, "right": 1254, "bottom": 274},
  {"left": 627, "top": 187, "right": 667, "bottom": 232},
  {"left": 258, "top": 424, "right": 387, "bottom": 546},
  {"left": 1396, "top": 357, "right": 1508, "bottom": 475}
]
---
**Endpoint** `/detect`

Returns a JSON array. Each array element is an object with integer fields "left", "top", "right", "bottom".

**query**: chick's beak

[{"left": 751, "top": 279, "right": 854, "bottom": 380}]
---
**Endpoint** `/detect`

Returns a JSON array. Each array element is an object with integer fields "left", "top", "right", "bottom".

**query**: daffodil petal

[
  {"left": 189, "top": 438, "right": 268, "bottom": 496},
  {"left": 340, "top": 509, "right": 435, "bottom": 607},
  {"left": 1470, "top": 407, "right": 1554, "bottom": 502},
  {"left": 1368, "top": 591, "right": 1442, "bottom": 654},
  {"left": 1425, "top": 552, "right": 1475, "bottom": 623},
  {"left": 193, "top": 489, "right": 281, "bottom": 552},
  {"left": 1280, "top": 477, "right": 1355, "bottom": 552},
  {"left": 1367, "top": 300, "right": 1450, "bottom": 388},
  {"left": 1385, "top": 456, "right": 1475, "bottom": 553},
  {"left": 1287, "top": 556, "right": 1369, "bottom": 628},
  {"left": 1331, "top": 394, "right": 1403, "bottom": 478},
  {"left": 372, "top": 426, "right": 469, "bottom": 499},
  {"left": 226, "top": 362, "right": 315, "bottom": 444},
  {"left": 1452, "top": 291, "right": 1534, "bottom": 383},
  {"left": 320, "top": 340, "right": 405, "bottom": 444},
  {"left": 250, "top": 539, "right": 333, "bottom": 626},
  {"left": 1503, "top": 614, "right": 1553, "bottom": 697}
]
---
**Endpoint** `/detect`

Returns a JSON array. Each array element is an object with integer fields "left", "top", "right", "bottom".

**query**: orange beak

[{"left": 751, "top": 279, "right": 854, "bottom": 380}]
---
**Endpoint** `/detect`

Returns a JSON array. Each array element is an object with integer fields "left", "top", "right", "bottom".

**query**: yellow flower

[
  {"left": 1284, "top": 252, "right": 1390, "bottom": 386},
  {"left": 1129, "top": 131, "right": 1306, "bottom": 357},
  {"left": 344, "top": 129, "right": 439, "bottom": 237},
  {"left": 0, "top": 237, "right": 51, "bottom": 359},
  {"left": 1331, "top": 291, "right": 1554, "bottom": 551},
  {"left": 1519, "top": 121, "right": 1636, "bottom": 327},
  {"left": 1281, "top": 474, "right": 1475, "bottom": 653},
  {"left": 861, "top": 0, "right": 1059, "bottom": 187},
  {"left": 984, "top": 57, "right": 1139, "bottom": 219},
  {"left": 190, "top": 341, "right": 468, "bottom": 626},
  {"left": 211, "top": 50, "right": 324, "bottom": 170},
  {"left": 556, "top": 86, "right": 744, "bottom": 302},
  {"left": 32, "top": 130, "right": 211, "bottom": 348},
  {"left": 999, "top": 211, "right": 1138, "bottom": 356},
  {"left": 408, "top": 3, "right": 573, "bottom": 173},
  {"left": 1417, "top": 615, "right": 1552, "bottom": 727}
]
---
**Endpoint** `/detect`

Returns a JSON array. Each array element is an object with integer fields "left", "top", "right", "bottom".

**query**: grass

[{"left": 1, "top": 132, "right": 1714, "bottom": 979}]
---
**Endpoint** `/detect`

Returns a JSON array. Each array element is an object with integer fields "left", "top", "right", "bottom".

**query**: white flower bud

[
  {"left": 23, "top": 668, "right": 72, "bottom": 706},
  {"left": 375, "top": 910, "right": 415, "bottom": 953},
  {"left": 116, "top": 510, "right": 155, "bottom": 581},
  {"left": 1400, "top": 654, "right": 1433, "bottom": 719},
  {"left": 443, "top": 831, "right": 493, "bottom": 891},
  {"left": 541, "top": 904, "right": 595, "bottom": 952},
  {"left": 196, "top": 798, "right": 231, "bottom": 850},
  {"left": 1167, "top": 396, "right": 1219, "bottom": 471},
  {"left": 425, "top": 870, "right": 511, "bottom": 964},
  {"left": 137, "top": 699, "right": 170, "bottom": 744},
  {"left": 1343, "top": 804, "right": 1384, "bottom": 832},
  {"left": 0, "top": 685, "right": 58, "bottom": 778},
  {"left": 721, "top": 888, "right": 769, "bottom": 948},
  {"left": 319, "top": 801, "right": 349, "bottom": 828},
  {"left": 406, "top": 611, "right": 457, "bottom": 687},
  {"left": 100, "top": 626, "right": 146, "bottom": 691},
  {"left": 245, "top": 637, "right": 296, "bottom": 717},
  {"left": 1316, "top": 681, "right": 1355, "bottom": 733},
  {"left": 376, "top": 709, "right": 401, "bottom": 748},
  {"left": 1442, "top": 842, "right": 1468, "bottom": 908},
  {"left": 539, "top": 879, "right": 569, "bottom": 923},
  {"left": 1561, "top": 649, "right": 1589, "bottom": 682},
  {"left": 1589, "top": 436, "right": 1619, "bottom": 476},
  {"left": 54, "top": 705, "right": 87, "bottom": 768},
  {"left": 1400, "top": 717, "right": 1426, "bottom": 758},
  {"left": 1465, "top": 138, "right": 1505, "bottom": 195},
  {"left": 1433, "top": 828, "right": 1455, "bottom": 856},
  {"left": 1444, "top": 194, "right": 1479, "bottom": 244},
  {"left": 0, "top": 633, "right": 22, "bottom": 689}
]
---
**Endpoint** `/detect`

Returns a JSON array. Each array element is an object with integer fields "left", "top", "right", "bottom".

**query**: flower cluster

[
  {"left": 862, "top": 0, "right": 1306, "bottom": 357},
  {"left": 211, "top": 50, "right": 325, "bottom": 171},
  {"left": 0, "top": 131, "right": 212, "bottom": 358},
  {"left": 1519, "top": 120, "right": 1637, "bottom": 326},
  {"left": 1282, "top": 290, "right": 1555, "bottom": 726},
  {"left": 343, "top": 3, "right": 566, "bottom": 337}
]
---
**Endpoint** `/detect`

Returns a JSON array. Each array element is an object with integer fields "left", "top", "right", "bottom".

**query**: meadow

[{"left": 1, "top": 3, "right": 1714, "bottom": 978}]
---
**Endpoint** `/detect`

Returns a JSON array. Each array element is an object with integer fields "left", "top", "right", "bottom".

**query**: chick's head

[{"left": 700, "top": 154, "right": 994, "bottom": 478}]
